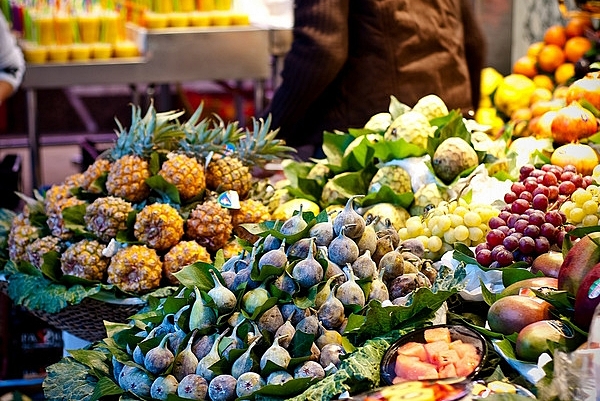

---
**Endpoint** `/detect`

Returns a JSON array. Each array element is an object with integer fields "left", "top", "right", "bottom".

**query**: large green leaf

[{"left": 43, "top": 357, "right": 100, "bottom": 401}]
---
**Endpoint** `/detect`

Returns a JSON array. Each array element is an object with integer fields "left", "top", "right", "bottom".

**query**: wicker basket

[{"left": 0, "top": 279, "right": 144, "bottom": 342}]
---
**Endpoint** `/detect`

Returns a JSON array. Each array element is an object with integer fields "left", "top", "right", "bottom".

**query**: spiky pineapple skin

[
  {"left": 159, "top": 153, "right": 206, "bottom": 202},
  {"left": 133, "top": 203, "right": 184, "bottom": 251},
  {"left": 8, "top": 213, "right": 40, "bottom": 263},
  {"left": 60, "top": 239, "right": 109, "bottom": 281},
  {"left": 84, "top": 196, "right": 134, "bottom": 243},
  {"left": 106, "top": 155, "right": 151, "bottom": 203},
  {"left": 107, "top": 245, "right": 162, "bottom": 293},
  {"left": 25, "top": 235, "right": 62, "bottom": 269},
  {"left": 222, "top": 239, "right": 244, "bottom": 260},
  {"left": 186, "top": 200, "right": 233, "bottom": 252},
  {"left": 46, "top": 196, "right": 87, "bottom": 239},
  {"left": 206, "top": 156, "right": 252, "bottom": 199},
  {"left": 162, "top": 240, "right": 211, "bottom": 285},
  {"left": 81, "top": 158, "right": 112, "bottom": 192}
]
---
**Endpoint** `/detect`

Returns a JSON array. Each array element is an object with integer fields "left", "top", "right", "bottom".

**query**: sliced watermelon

[
  {"left": 430, "top": 349, "right": 460, "bottom": 368},
  {"left": 455, "top": 354, "right": 480, "bottom": 377},
  {"left": 438, "top": 362, "right": 458, "bottom": 379},
  {"left": 450, "top": 341, "right": 478, "bottom": 360},
  {"left": 424, "top": 327, "right": 452, "bottom": 343},
  {"left": 424, "top": 340, "right": 449, "bottom": 364},
  {"left": 394, "top": 354, "right": 439, "bottom": 381},
  {"left": 397, "top": 341, "right": 427, "bottom": 361}
]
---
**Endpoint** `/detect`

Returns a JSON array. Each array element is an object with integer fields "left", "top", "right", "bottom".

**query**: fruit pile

[{"left": 4, "top": 104, "right": 293, "bottom": 299}]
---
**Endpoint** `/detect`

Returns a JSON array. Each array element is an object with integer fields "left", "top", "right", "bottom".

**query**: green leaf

[
  {"left": 501, "top": 268, "right": 537, "bottom": 287},
  {"left": 372, "top": 138, "right": 427, "bottom": 162},
  {"left": 91, "top": 376, "right": 124, "bottom": 401},
  {"left": 480, "top": 278, "right": 497, "bottom": 306},
  {"left": 296, "top": 177, "right": 324, "bottom": 203},
  {"left": 173, "top": 262, "right": 215, "bottom": 291},
  {"left": 61, "top": 203, "right": 89, "bottom": 234},
  {"left": 282, "top": 161, "right": 315, "bottom": 188},
  {"left": 253, "top": 377, "right": 314, "bottom": 399},
  {"left": 388, "top": 95, "right": 411, "bottom": 119},
  {"left": 40, "top": 250, "right": 62, "bottom": 281},
  {"left": 340, "top": 136, "right": 376, "bottom": 171},
  {"left": 322, "top": 132, "right": 354, "bottom": 167},
  {"left": 44, "top": 357, "right": 99, "bottom": 401},
  {"left": 146, "top": 175, "right": 181, "bottom": 204},
  {"left": 289, "top": 329, "right": 315, "bottom": 358},
  {"left": 360, "top": 186, "right": 414, "bottom": 209},
  {"left": 68, "top": 349, "right": 110, "bottom": 376},
  {"left": 427, "top": 110, "right": 470, "bottom": 157}
]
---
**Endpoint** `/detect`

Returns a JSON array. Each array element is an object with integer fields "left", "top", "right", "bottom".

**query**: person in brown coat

[{"left": 263, "top": 0, "right": 486, "bottom": 159}]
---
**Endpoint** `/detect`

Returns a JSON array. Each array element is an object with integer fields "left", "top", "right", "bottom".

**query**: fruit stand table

[{"left": 20, "top": 25, "right": 271, "bottom": 190}]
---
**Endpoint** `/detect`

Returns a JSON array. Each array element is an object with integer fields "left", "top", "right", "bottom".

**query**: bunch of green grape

[
  {"left": 560, "top": 185, "right": 600, "bottom": 227},
  {"left": 398, "top": 198, "right": 500, "bottom": 260}
]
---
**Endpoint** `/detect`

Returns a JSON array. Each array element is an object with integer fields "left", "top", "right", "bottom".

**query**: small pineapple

[
  {"left": 81, "top": 158, "right": 112, "bottom": 193},
  {"left": 368, "top": 165, "right": 413, "bottom": 195},
  {"left": 133, "top": 203, "right": 184, "bottom": 251},
  {"left": 84, "top": 196, "right": 134, "bottom": 243},
  {"left": 8, "top": 213, "right": 40, "bottom": 263},
  {"left": 63, "top": 173, "right": 85, "bottom": 188},
  {"left": 107, "top": 244, "right": 162, "bottom": 293},
  {"left": 222, "top": 239, "right": 244, "bottom": 260},
  {"left": 43, "top": 184, "right": 74, "bottom": 216},
  {"left": 106, "top": 102, "right": 183, "bottom": 203},
  {"left": 162, "top": 240, "right": 212, "bottom": 285},
  {"left": 60, "top": 239, "right": 109, "bottom": 281},
  {"left": 46, "top": 196, "right": 87, "bottom": 239},
  {"left": 25, "top": 235, "right": 62, "bottom": 269},
  {"left": 186, "top": 198, "right": 233, "bottom": 253},
  {"left": 231, "top": 198, "right": 271, "bottom": 243},
  {"left": 158, "top": 152, "right": 205, "bottom": 202}
]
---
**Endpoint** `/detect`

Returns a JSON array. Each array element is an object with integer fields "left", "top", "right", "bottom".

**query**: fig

[
  {"left": 292, "top": 238, "right": 324, "bottom": 288},
  {"left": 221, "top": 249, "right": 247, "bottom": 273},
  {"left": 132, "top": 326, "right": 159, "bottom": 365},
  {"left": 267, "top": 370, "right": 293, "bottom": 385},
  {"left": 317, "top": 286, "right": 346, "bottom": 329},
  {"left": 242, "top": 282, "right": 271, "bottom": 315},
  {"left": 208, "top": 269, "right": 237, "bottom": 314},
  {"left": 333, "top": 195, "right": 366, "bottom": 239},
  {"left": 192, "top": 332, "right": 216, "bottom": 360},
  {"left": 389, "top": 273, "right": 418, "bottom": 300},
  {"left": 260, "top": 334, "right": 291, "bottom": 369},
  {"left": 274, "top": 311, "right": 296, "bottom": 348},
  {"left": 208, "top": 374, "right": 237, "bottom": 401},
  {"left": 375, "top": 222, "right": 400, "bottom": 248},
  {"left": 294, "top": 360, "right": 326, "bottom": 380},
  {"left": 189, "top": 286, "right": 217, "bottom": 331},
  {"left": 258, "top": 240, "right": 288, "bottom": 269},
  {"left": 336, "top": 265, "right": 366, "bottom": 308},
  {"left": 221, "top": 319, "right": 245, "bottom": 359},
  {"left": 379, "top": 247, "right": 404, "bottom": 283},
  {"left": 230, "top": 335, "right": 262, "bottom": 379},
  {"left": 177, "top": 373, "right": 208, "bottom": 400},
  {"left": 487, "top": 295, "right": 553, "bottom": 335},
  {"left": 351, "top": 249, "right": 377, "bottom": 280},
  {"left": 310, "top": 342, "right": 321, "bottom": 361},
  {"left": 112, "top": 356, "right": 124, "bottom": 381},
  {"left": 315, "top": 321, "right": 343, "bottom": 349},
  {"left": 257, "top": 305, "right": 285, "bottom": 334},
  {"left": 280, "top": 206, "right": 308, "bottom": 236},
  {"left": 371, "top": 234, "right": 394, "bottom": 266},
  {"left": 368, "top": 268, "right": 390, "bottom": 303},
  {"left": 319, "top": 246, "right": 347, "bottom": 285},
  {"left": 281, "top": 303, "right": 310, "bottom": 326},
  {"left": 150, "top": 374, "right": 178, "bottom": 400},
  {"left": 220, "top": 270, "right": 236, "bottom": 290},
  {"left": 421, "top": 261, "right": 438, "bottom": 285},
  {"left": 230, "top": 264, "right": 259, "bottom": 292},
  {"left": 172, "top": 330, "right": 199, "bottom": 381},
  {"left": 118, "top": 365, "right": 153, "bottom": 398},
  {"left": 154, "top": 313, "right": 176, "bottom": 337},
  {"left": 356, "top": 217, "right": 378, "bottom": 255},
  {"left": 236, "top": 371, "right": 265, "bottom": 398},
  {"left": 287, "top": 237, "right": 317, "bottom": 259},
  {"left": 262, "top": 233, "right": 282, "bottom": 252},
  {"left": 315, "top": 273, "right": 344, "bottom": 309},
  {"left": 274, "top": 270, "right": 298, "bottom": 295},
  {"left": 399, "top": 238, "right": 425, "bottom": 258},
  {"left": 296, "top": 312, "right": 320, "bottom": 336},
  {"left": 328, "top": 225, "right": 360, "bottom": 266},
  {"left": 196, "top": 329, "right": 230, "bottom": 381},
  {"left": 144, "top": 334, "right": 175, "bottom": 375},
  {"left": 310, "top": 221, "right": 335, "bottom": 247},
  {"left": 319, "top": 343, "right": 345, "bottom": 369}
]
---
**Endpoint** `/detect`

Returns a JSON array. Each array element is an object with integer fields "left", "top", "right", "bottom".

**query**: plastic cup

[
  {"left": 47, "top": 45, "right": 70, "bottom": 62},
  {"left": 101, "top": 12, "right": 120, "bottom": 45},
  {"left": 23, "top": 43, "right": 48, "bottom": 63},
  {"left": 211, "top": 11, "right": 231, "bottom": 26},
  {"left": 77, "top": 13, "right": 100, "bottom": 44},
  {"left": 189, "top": 11, "right": 211, "bottom": 27},
  {"left": 33, "top": 13, "right": 55, "bottom": 46},
  {"left": 198, "top": 0, "right": 215, "bottom": 11},
  {"left": 168, "top": 12, "right": 189, "bottom": 27},
  {"left": 144, "top": 12, "right": 169, "bottom": 29},
  {"left": 54, "top": 13, "right": 74, "bottom": 45},
  {"left": 230, "top": 12, "right": 249, "bottom": 25},
  {"left": 91, "top": 42, "right": 113, "bottom": 59},
  {"left": 179, "top": 0, "right": 195, "bottom": 12},
  {"left": 70, "top": 43, "right": 92, "bottom": 61},
  {"left": 214, "top": 0, "right": 232, "bottom": 10},
  {"left": 114, "top": 40, "right": 139, "bottom": 58}
]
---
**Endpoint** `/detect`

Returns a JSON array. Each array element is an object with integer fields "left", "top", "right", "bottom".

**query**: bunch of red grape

[{"left": 475, "top": 163, "right": 593, "bottom": 268}]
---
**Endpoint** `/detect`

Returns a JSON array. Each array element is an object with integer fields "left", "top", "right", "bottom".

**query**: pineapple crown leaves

[
  {"left": 235, "top": 115, "right": 296, "bottom": 167},
  {"left": 110, "top": 101, "right": 185, "bottom": 160}
]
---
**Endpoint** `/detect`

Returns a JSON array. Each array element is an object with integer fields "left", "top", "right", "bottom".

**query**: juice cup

[
  {"left": 211, "top": 10, "right": 231, "bottom": 26},
  {"left": 54, "top": 13, "right": 74, "bottom": 45},
  {"left": 168, "top": 12, "right": 189, "bottom": 27},
  {"left": 47, "top": 45, "right": 70, "bottom": 62},
  {"left": 230, "top": 12, "right": 249, "bottom": 25},
  {"left": 23, "top": 43, "right": 48, "bottom": 63},
  {"left": 77, "top": 13, "right": 100, "bottom": 44},
  {"left": 198, "top": 0, "right": 215, "bottom": 11},
  {"left": 180, "top": 0, "right": 195, "bottom": 12},
  {"left": 155, "top": 0, "right": 172, "bottom": 14},
  {"left": 214, "top": 0, "right": 231, "bottom": 10},
  {"left": 101, "top": 12, "right": 120, "bottom": 45},
  {"left": 33, "top": 13, "right": 55, "bottom": 46},
  {"left": 92, "top": 42, "right": 113, "bottom": 59},
  {"left": 114, "top": 40, "right": 139, "bottom": 57},
  {"left": 144, "top": 11, "right": 169, "bottom": 29},
  {"left": 70, "top": 43, "right": 92, "bottom": 61},
  {"left": 189, "top": 11, "right": 210, "bottom": 26}
]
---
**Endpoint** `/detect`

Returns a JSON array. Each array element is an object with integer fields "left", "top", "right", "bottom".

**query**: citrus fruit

[
  {"left": 537, "top": 44, "right": 566, "bottom": 73},
  {"left": 493, "top": 74, "right": 537, "bottom": 117},
  {"left": 530, "top": 87, "right": 554, "bottom": 105},
  {"left": 565, "top": 16, "right": 593, "bottom": 38},
  {"left": 544, "top": 25, "right": 567, "bottom": 47},
  {"left": 480, "top": 67, "right": 504, "bottom": 97},
  {"left": 272, "top": 198, "right": 320, "bottom": 221},
  {"left": 555, "top": 63, "right": 576, "bottom": 85},
  {"left": 533, "top": 74, "right": 555, "bottom": 91},
  {"left": 527, "top": 41, "right": 545, "bottom": 59},
  {"left": 513, "top": 56, "right": 538, "bottom": 78},
  {"left": 564, "top": 36, "right": 593, "bottom": 63}
]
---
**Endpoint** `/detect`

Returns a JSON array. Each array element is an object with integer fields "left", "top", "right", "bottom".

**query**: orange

[
  {"left": 544, "top": 25, "right": 567, "bottom": 47},
  {"left": 537, "top": 44, "right": 566, "bottom": 73},
  {"left": 555, "top": 63, "right": 575, "bottom": 85},
  {"left": 527, "top": 41, "right": 545, "bottom": 59},
  {"left": 564, "top": 36, "right": 593, "bottom": 63},
  {"left": 533, "top": 74, "right": 555, "bottom": 91},
  {"left": 565, "top": 16, "right": 593, "bottom": 38},
  {"left": 513, "top": 56, "right": 538, "bottom": 78},
  {"left": 530, "top": 87, "right": 553, "bottom": 104}
]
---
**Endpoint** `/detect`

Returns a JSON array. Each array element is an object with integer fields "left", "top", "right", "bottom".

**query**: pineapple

[
  {"left": 162, "top": 240, "right": 211, "bottom": 285},
  {"left": 7, "top": 213, "right": 40, "bottom": 263},
  {"left": 105, "top": 102, "right": 183, "bottom": 203},
  {"left": 107, "top": 244, "right": 162, "bottom": 293},
  {"left": 231, "top": 198, "right": 271, "bottom": 227},
  {"left": 205, "top": 116, "right": 294, "bottom": 200},
  {"left": 84, "top": 196, "right": 134, "bottom": 243},
  {"left": 158, "top": 152, "right": 205, "bottom": 202},
  {"left": 60, "top": 239, "right": 109, "bottom": 281},
  {"left": 25, "top": 235, "right": 62, "bottom": 269},
  {"left": 81, "top": 158, "right": 111, "bottom": 193},
  {"left": 222, "top": 239, "right": 244, "bottom": 260},
  {"left": 63, "top": 172, "right": 85, "bottom": 188},
  {"left": 46, "top": 196, "right": 87, "bottom": 239},
  {"left": 133, "top": 203, "right": 184, "bottom": 251},
  {"left": 186, "top": 197, "right": 233, "bottom": 253},
  {"left": 43, "top": 184, "right": 74, "bottom": 216}
]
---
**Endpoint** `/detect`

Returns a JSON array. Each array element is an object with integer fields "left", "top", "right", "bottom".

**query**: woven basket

[{"left": 0, "top": 279, "right": 144, "bottom": 342}]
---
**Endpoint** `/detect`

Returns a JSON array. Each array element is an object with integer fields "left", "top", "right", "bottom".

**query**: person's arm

[
  {"left": 460, "top": 0, "right": 486, "bottom": 112},
  {"left": 265, "top": 0, "right": 349, "bottom": 141},
  {"left": 0, "top": 14, "right": 25, "bottom": 104}
]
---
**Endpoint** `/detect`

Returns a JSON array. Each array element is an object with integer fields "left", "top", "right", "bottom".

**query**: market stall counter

[{"left": 21, "top": 24, "right": 271, "bottom": 190}]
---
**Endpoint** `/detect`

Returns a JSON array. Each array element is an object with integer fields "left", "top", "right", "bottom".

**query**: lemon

[
  {"left": 474, "top": 107, "right": 504, "bottom": 130},
  {"left": 493, "top": 74, "right": 537, "bottom": 117},
  {"left": 481, "top": 67, "right": 504, "bottom": 96},
  {"left": 272, "top": 199, "right": 320, "bottom": 221}
]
